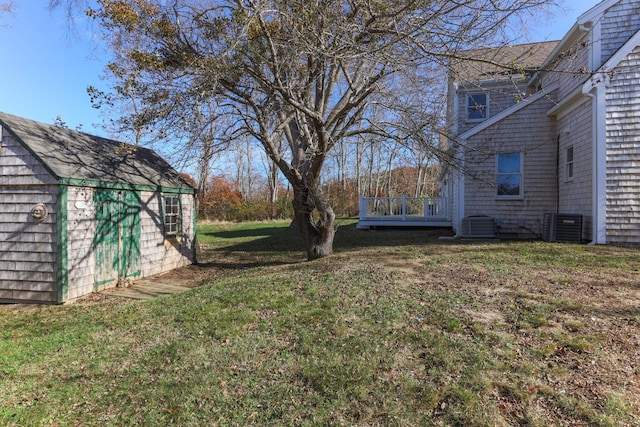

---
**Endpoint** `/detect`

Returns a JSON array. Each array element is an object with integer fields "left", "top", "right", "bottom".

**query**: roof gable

[
  {"left": 459, "top": 83, "right": 559, "bottom": 140},
  {"left": 538, "top": 0, "right": 620, "bottom": 73},
  {"left": 0, "top": 112, "right": 193, "bottom": 192},
  {"left": 583, "top": 27, "right": 640, "bottom": 91}
]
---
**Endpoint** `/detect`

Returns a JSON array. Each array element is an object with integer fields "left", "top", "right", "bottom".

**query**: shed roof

[
  {"left": 449, "top": 41, "right": 560, "bottom": 83},
  {"left": 0, "top": 111, "right": 194, "bottom": 192}
]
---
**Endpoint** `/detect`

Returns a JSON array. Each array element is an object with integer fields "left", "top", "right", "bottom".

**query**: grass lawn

[{"left": 1, "top": 220, "right": 639, "bottom": 426}]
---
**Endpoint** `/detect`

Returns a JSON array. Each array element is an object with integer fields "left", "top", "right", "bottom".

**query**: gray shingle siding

[
  {"left": 605, "top": 46, "right": 640, "bottom": 245},
  {"left": 601, "top": 0, "right": 640, "bottom": 64},
  {"left": 463, "top": 94, "right": 558, "bottom": 235}
]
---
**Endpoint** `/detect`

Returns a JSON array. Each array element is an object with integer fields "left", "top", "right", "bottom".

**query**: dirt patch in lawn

[{"left": 375, "top": 248, "right": 640, "bottom": 424}]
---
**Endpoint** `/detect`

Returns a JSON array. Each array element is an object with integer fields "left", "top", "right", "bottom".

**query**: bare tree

[
  {"left": 79, "top": 0, "right": 557, "bottom": 260},
  {"left": 233, "top": 137, "right": 258, "bottom": 201}
]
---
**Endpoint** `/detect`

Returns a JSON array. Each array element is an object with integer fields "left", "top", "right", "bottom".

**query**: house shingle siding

[
  {"left": 456, "top": 80, "right": 534, "bottom": 135},
  {"left": 556, "top": 33, "right": 592, "bottom": 100},
  {"left": 601, "top": 0, "right": 640, "bottom": 64},
  {"left": 605, "top": 46, "right": 640, "bottom": 245},
  {"left": 0, "top": 133, "right": 58, "bottom": 303},
  {"left": 0, "top": 131, "right": 57, "bottom": 187},
  {"left": 66, "top": 186, "right": 97, "bottom": 300},
  {"left": 557, "top": 101, "right": 593, "bottom": 240},
  {"left": 64, "top": 188, "right": 196, "bottom": 300},
  {"left": 448, "top": 41, "right": 559, "bottom": 136},
  {"left": 138, "top": 192, "right": 195, "bottom": 278},
  {"left": 463, "top": 94, "right": 558, "bottom": 235},
  {"left": 446, "top": 0, "right": 640, "bottom": 245}
]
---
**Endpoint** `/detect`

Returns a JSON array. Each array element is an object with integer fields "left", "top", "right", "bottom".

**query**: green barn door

[{"left": 94, "top": 189, "right": 141, "bottom": 288}]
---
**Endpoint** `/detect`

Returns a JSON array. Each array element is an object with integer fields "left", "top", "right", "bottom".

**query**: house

[
  {"left": 442, "top": 0, "right": 640, "bottom": 245},
  {"left": 0, "top": 111, "right": 196, "bottom": 304}
]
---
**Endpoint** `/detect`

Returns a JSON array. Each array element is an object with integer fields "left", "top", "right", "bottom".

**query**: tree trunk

[
  {"left": 292, "top": 187, "right": 335, "bottom": 261},
  {"left": 268, "top": 159, "right": 279, "bottom": 204}
]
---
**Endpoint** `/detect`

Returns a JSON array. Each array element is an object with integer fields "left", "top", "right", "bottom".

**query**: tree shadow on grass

[
  {"left": 204, "top": 226, "right": 298, "bottom": 241},
  {"left": 131, "top": 226, "right": 463, "bottom": 304},
  {"left": 197, "top": 224, "right": 305, "bottom": 270},
  {"left": 201, "top": 223, "right": 452, "bottom": 262},
  {"left": 334, "top": 223, "right": 455, "bottom": 251}
]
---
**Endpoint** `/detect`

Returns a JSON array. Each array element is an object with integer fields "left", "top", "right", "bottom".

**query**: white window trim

[
  {"left": 496, "top": 152, "right": 524, "bottom": 200},
  {"left": 466, "top": 93, "right": 489, "bottom": 122},
  {"left": 566, "top": 146, "right": 574, "bottom": 181},
  {"left": 163, "top": 194, "right": 182, "bottom": 237}
]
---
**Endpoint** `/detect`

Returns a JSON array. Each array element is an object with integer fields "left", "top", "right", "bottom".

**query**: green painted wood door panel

[
  {"left": 94, "top": 189, "right": 141, "bottom": 288},
  {"left": 94, "top": 189, "right": 119, "bottom": 286},
  {"left": 120, "top": 190, "right": 141, "bottom": 279}
]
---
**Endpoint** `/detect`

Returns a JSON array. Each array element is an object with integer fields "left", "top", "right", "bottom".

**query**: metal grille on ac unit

[
  {"left": 461, "top": 216, "right": 497, "bottom": 238},
  {"left": 542, "top": 213, "right": 583, "bottom": 243}
]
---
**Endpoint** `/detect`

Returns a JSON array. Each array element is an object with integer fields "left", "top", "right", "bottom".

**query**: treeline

[
  {"left": 197, "top": 176, "right": 294, "bottom": 221},
  {"left": 195, "top": 165, "right": 439, "bottom": 221}
]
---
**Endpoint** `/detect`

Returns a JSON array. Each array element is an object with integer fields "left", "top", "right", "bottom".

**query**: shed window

[
  {"left": 467, "top": 93, "right": 488, "bottom": 121},
  {"left": 496, "top": 152, "right": 523, "bottom": 199},
  {"left": 164, "top": 195, "right": 181, "bottom": 236},
  {"left": 566, "top": 146, "right": 574, "bottom": 180}
]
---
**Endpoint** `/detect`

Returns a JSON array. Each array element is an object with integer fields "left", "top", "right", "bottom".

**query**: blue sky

[
  {"left": 0, "top": 0, "right": 602, "bottom": 137},
  {"left": 0, "top": 3, "right": 106, "bottom": 134}
]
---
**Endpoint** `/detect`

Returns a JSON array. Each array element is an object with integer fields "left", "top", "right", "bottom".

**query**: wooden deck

[{"left": 357, "top": 196, "right": 452, "bottom": 229}]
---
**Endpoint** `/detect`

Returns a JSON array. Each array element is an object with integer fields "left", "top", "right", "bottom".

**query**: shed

[{"left": 0, "top": 111, "right": 196, "bottom": 304}]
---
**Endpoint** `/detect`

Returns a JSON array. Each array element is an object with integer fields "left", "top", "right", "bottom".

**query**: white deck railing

[{"left": 359, "top": 196, "right": 448, "bottom": 222}]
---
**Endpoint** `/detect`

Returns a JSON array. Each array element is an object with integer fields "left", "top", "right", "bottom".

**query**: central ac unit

[
  {"left": 542, "top": 213, "right": 583, "bottom": 243},
  {"left": 461, "top": 215, "right": 497, "bottom": 238}
]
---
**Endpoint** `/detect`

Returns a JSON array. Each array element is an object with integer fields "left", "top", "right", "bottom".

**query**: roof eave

[
  {"left": 530, "top": 23, "right": 588, "bottom": 86},
  {"left": 57, "top": 177, "right": 196, "bottom": 194},
  {"left": 530, "top": 0, "right": 619, "bottom": 86}
]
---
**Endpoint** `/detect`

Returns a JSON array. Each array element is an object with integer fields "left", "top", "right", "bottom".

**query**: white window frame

[
  {"left": 496, "top": 152, "right": 524, "bottom": 200},
  {"left": 566, "top": 146, "right": 574, "bottom": 181},
  {"left": 163, "top": 194, "right": 181, "bottom": 236},
  {"left": 466, "top": 93, "right": 488, "bottom": 122}
]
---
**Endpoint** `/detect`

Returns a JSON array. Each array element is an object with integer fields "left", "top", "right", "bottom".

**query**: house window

[
  {"left": 566, "top": 146, "right": 574, "bottom": 180},
  {"left": 467, "top": 93, "right": 488, "bottom": 121},
  {"left": 496, "top": 152, "right": 523, "bottom": 199},
  {"left": 163, "top": 195, "right": 181, "bottom": 236}
]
